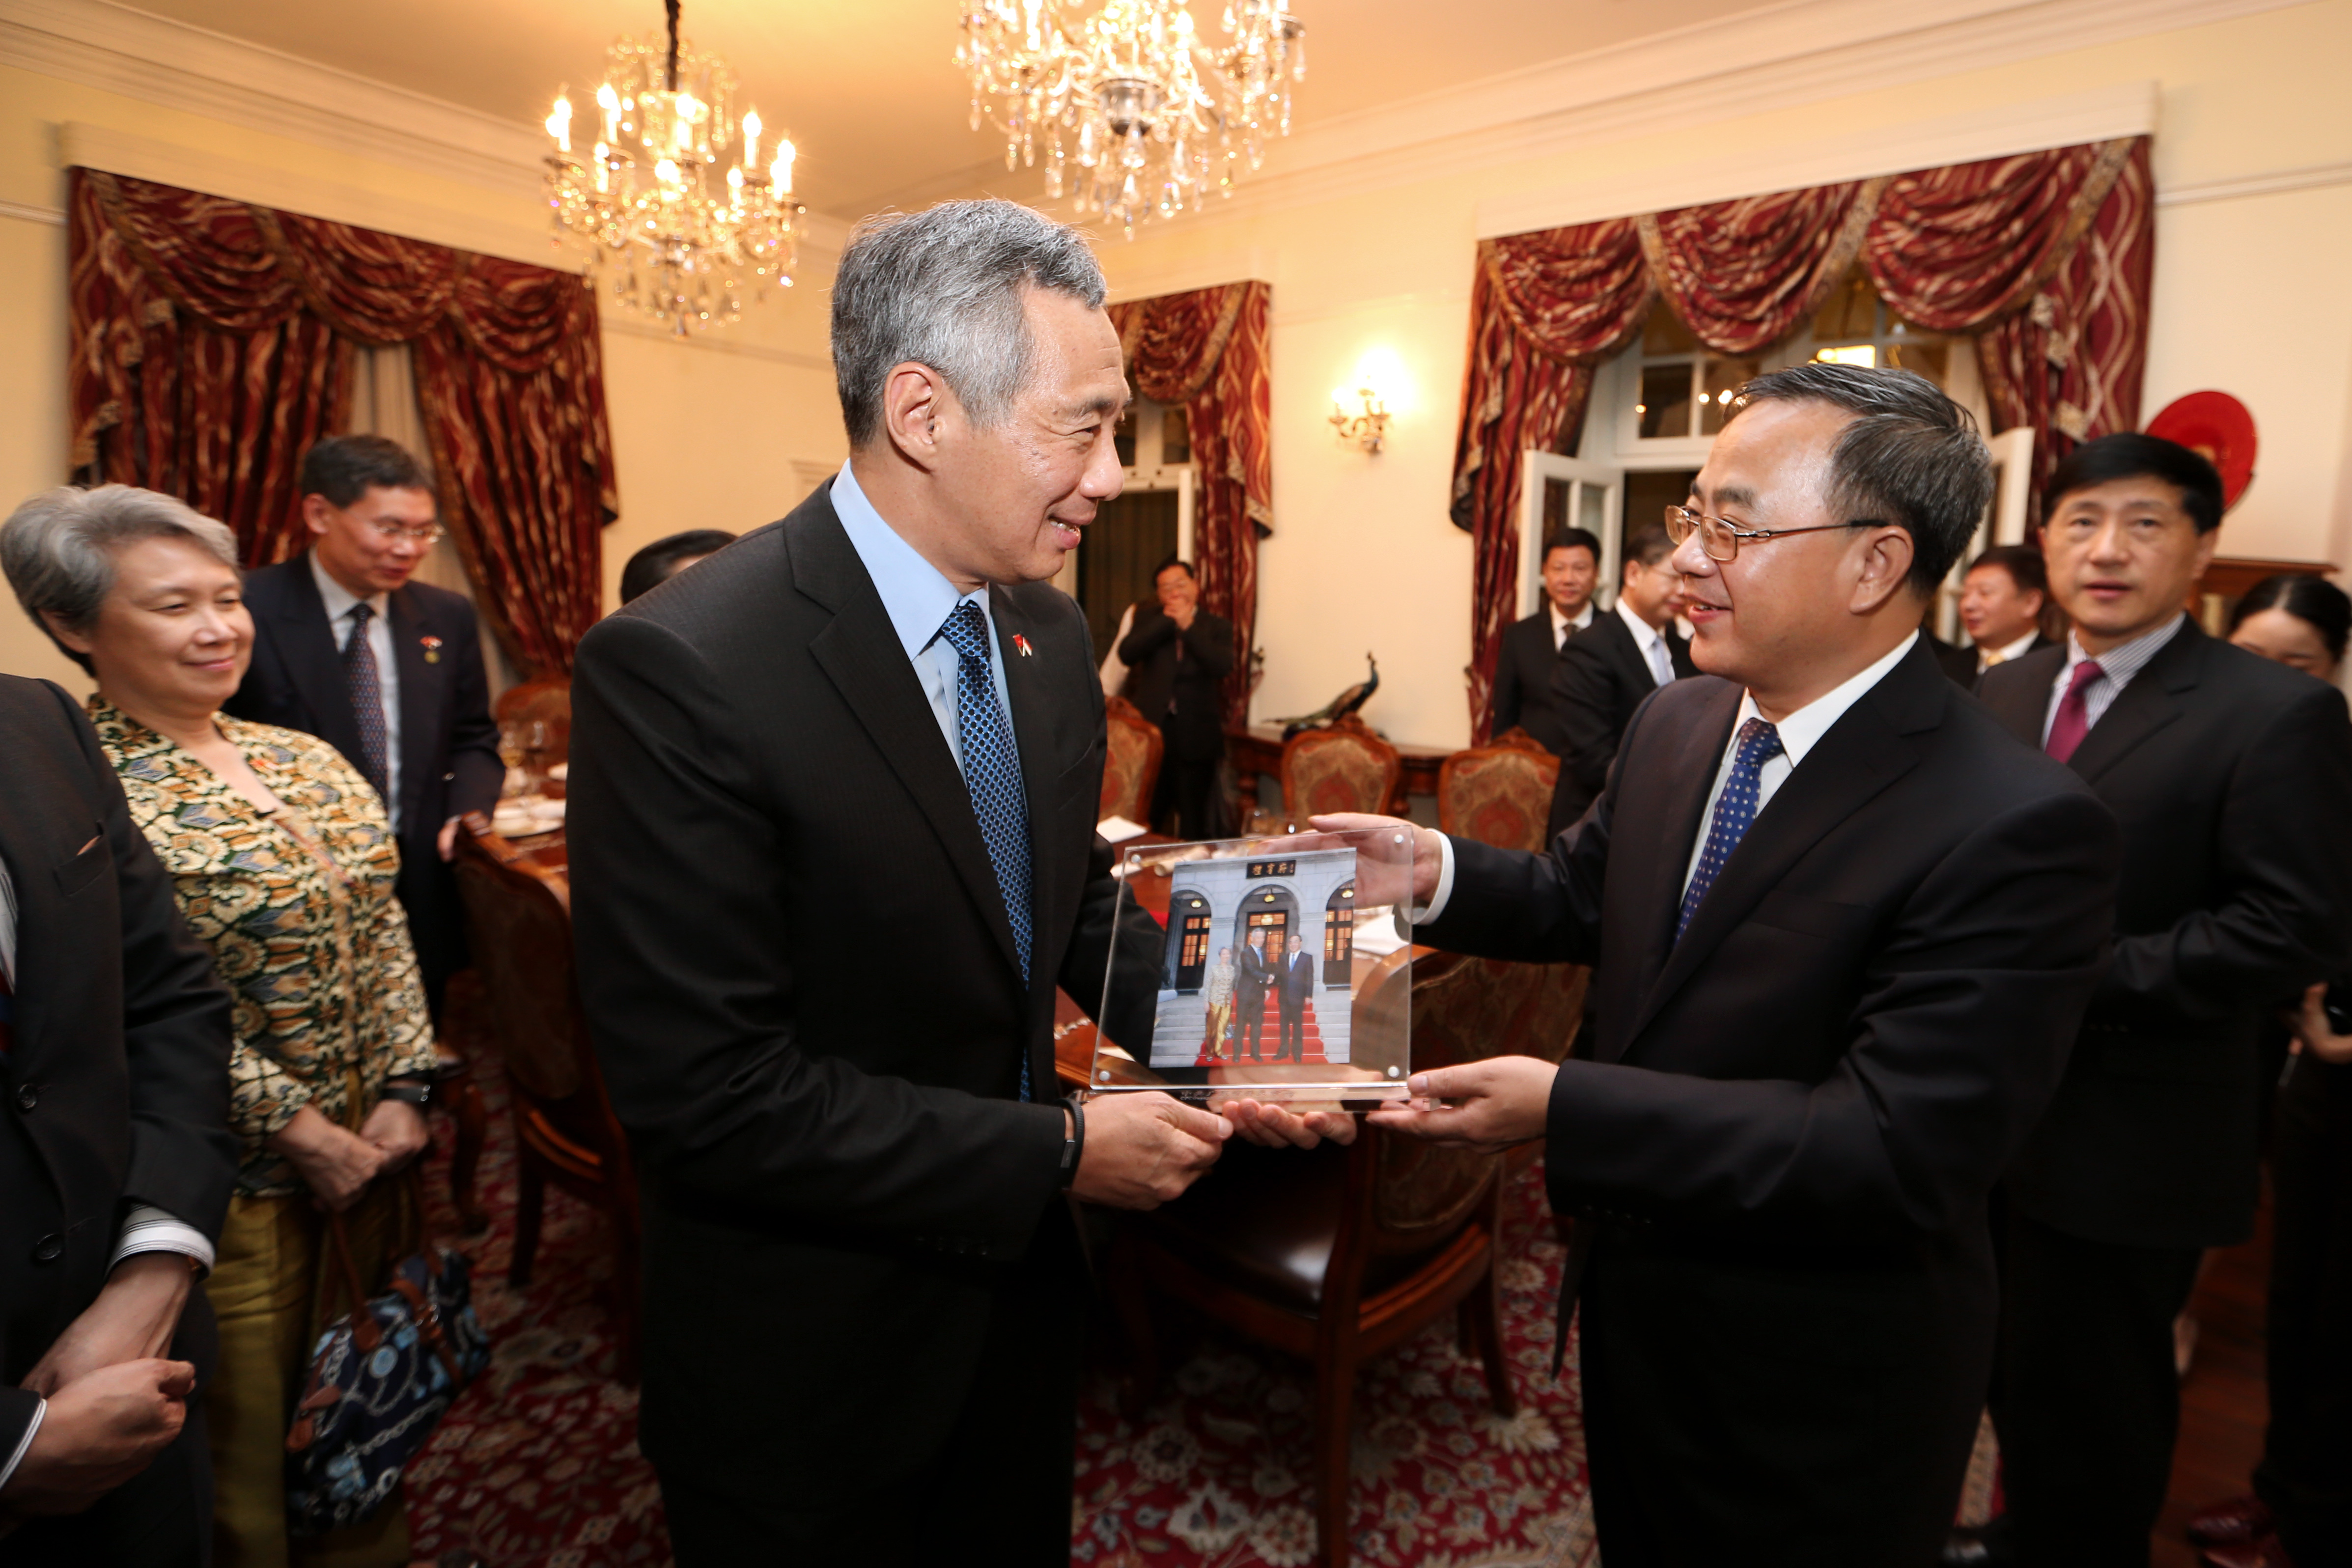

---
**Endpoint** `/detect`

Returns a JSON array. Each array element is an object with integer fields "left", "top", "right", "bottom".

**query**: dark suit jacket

[
  {"left": 1929, "top": 633, "right": 1979, "bottom": 686},
  {"left": 1234, "top": 944, "right": 1272, "bottom": 1003},
  {"left": 566, "top": 486, "right": 1151, "bottom": 1499},
  {"left": 1424, "top": 638, "right": 2120, "bottom": 1558},
  {"left": 1491, "top": 608, "right": 1580, "bottom": 755},
  {"left": 1279, "top": 950, "right": 1316, "bottom": 1004},
  {"left": 0, "top": 677, "right": 236, "bottom": 1471},
  {"left": 1545, "top": 605, "right": 1697, "bottom": 836},
  {"left": 225, "top": 555, "right": 502, "bottom": 1000},
  {"left": 1118, "top": 606, "right": 1235, "bottom": 761},
  {"left": 1979, "top": 621, "right": 2352, "bottom": 1248}
]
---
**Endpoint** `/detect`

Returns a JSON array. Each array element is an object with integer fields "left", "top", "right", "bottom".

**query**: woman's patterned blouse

[{"left": 90, "top": 700, "right": 438, "bottom": 1197}]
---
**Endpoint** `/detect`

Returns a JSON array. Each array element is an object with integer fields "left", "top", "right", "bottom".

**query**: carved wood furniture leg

[{"left": 444, "top": 1064, "right": 490, "bottom": 1235}]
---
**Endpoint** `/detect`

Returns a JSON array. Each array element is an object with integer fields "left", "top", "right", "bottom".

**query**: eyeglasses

[
  {"left": 363, "top": 518, "right": 446, "bottom": 545},
  {"left": 1663, "top": 504, "right": 1880, "bottom": 563}
]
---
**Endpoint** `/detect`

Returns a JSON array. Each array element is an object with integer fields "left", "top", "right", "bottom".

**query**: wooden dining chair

[
  {"left": 493, "top": 677, "right": 573, "bottom": 763},
  {"left": 1438, "top": 729, "right": 1562, "bottom": 853},
  {"left": 1111, "top": 946, "right": 1542, "bottom": 1568},
  {"left": 1279, "top": 715, "right": 1403, "bottom": 824},
  {"left": 1100, "top": 695, "right": 1165, "bottom": 825},
  {"left": 450, "top": 814, "right": 641, "bottom": 1383}
]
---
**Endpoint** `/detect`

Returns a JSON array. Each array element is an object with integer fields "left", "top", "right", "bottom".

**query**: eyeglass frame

[
  {"left": 1662, "top": 504, "right": 1882, "bottom": 563},
  {"left": 359, "top": 517, "right": 447, "bottom": 545}
]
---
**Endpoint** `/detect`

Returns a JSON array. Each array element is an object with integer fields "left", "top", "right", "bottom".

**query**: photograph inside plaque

[{"left": 1089, "top": 837, "right": 1412, "bottom": 1104}]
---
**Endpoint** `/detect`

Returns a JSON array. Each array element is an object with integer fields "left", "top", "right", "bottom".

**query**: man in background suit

[
  {"left": 1234, "top": 926, "right": 1274, "bottom": 1063},
  {"left": 1118, "top": 556, "right": 1234, "bottom": 839},
  {"left": 225, "top": 435, "right": 502, "bottom": 1012},
  {"left": 0, "top": 674, "right": 238, "bottom": 1566},
  {"left": 1544, "top": 522, "right": 1695, "bottom": 839},
  {"left": 1979, "top": 434, "right": 2352, "bottom": 1568},
  {"left": 1960, "top": 543, "right": 2056, "bottom": 673},
  {"left": 1313, "top": 364, "right": 2119, "bottom": 1565},
  {"left": 567, "top": 200, "right": 1346, "bottom": 1567},
  {"left": 1492, "top": 527, "right": 1601, "bottom": 754},
  {"left": 1277, "top": 932, "right": 1316, "bottom": 1062}
]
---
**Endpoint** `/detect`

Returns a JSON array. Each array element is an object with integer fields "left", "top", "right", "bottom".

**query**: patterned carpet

[{"left": 406, "top": 985, "right": 1597, "bottom": 1568}]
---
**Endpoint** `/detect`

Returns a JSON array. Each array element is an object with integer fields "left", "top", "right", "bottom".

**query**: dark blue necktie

[
  {"left": 938, "top": 601, "right": 1035, "bottom": 1100},
  {"left": 1677, "top": 717, "right": 1783, "bottom": 942},
  {"left": 342, "top": 602, "right": 391, "bottom": 803}
]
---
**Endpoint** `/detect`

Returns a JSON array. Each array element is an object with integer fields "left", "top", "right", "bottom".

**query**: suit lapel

[
  {"left": 991, "top": 587, "right": 1063, "bottom": 991},
  {"left": 276, "top": 558, "right": 363, "bottom": 759},
  {"left": 1605, "top": 679, "right": 1738, "bottom": 1061},
  {"left": 793, "top": 504, "right": 1025, "bottom": 982},
  {"left": 1623, "top": 641, "right": 1943, "bottom": 1049},
  {"left": 0, "top": 761, "right": 64, "bottom": 1073},
  {"left": 388, "top": 588, "right": 435, "bottom": 831},
  {"left": 1979, "top": 645, "right": 2065, "bottom": 747},
  {"left": 2065, "top": 621, "right": 2202, "bottom": 784}
]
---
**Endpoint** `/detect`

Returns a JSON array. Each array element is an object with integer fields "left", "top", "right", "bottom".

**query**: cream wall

[
  {"left": 1095, "top": 0, "right": 2352, "bottom": 748},
  {"left": 0, "top": 62, "right": 847, "bottom": 690}
]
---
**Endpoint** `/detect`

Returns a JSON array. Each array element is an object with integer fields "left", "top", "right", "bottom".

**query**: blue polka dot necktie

[
  {"left": 1677, "top": 717, "right": 1783, "bottom": 943},
  {"left": 342, "top": 602, "right": 391, "bottom": 803},
  {"left": 938, "top": 601, "right": 1036, "bottom": 1101}
]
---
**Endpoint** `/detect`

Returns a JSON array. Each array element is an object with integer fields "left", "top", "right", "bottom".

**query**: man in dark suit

[
  {"left": 1118, "top": 556, "right": 1234, "bottom": 839},
  {"left": 1310, "top": 364, "right": 2119, "bottom": 1566},
  {"left": 1492, "top": 526, "right": 1601, "bottom": 754},
  {"left": 1544, "top": 522, "right": 1695, "bottom": 839},
  {"left": 1276, "top": 932, "right": 1316, "bottom": 1062},
  {"left": 1959, "top": 543, "right": 2056, "bottom": 675},
  {"left": 224, "top": 435, "right": 503, "bottom": 1012},
  {"left": 1977, "top": 434, "right": 2352, "bottom": 1568},
  {"left": 1233, "top": 926, "right": 1274, "bottom": 1063},
  {"left": 566, "top": 200, "right": 1347, "bottom": 1567},
  {"left": 0, "top": 674, "right": 238, "bottom": 1566}
]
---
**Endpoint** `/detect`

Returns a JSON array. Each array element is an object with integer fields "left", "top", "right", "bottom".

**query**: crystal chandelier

[
  {"left": 542, "top": 0, "right": 801, "bottom": 335},
  {"left": 957, "top": 0, "right": 1306, "bottom": 236}
]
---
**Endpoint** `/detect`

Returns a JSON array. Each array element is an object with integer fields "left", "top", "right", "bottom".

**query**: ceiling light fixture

[
  {"left": 543, "top": 0, "right": 801, "bottom": 335},
  {"left": 957, "top": 0, "right": 1306, "bottom": 237}
]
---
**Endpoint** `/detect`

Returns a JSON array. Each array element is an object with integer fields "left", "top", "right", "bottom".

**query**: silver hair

[
  {"left": 830, "top": 198, "right": 1108, "bottom": 447},
  {"left": 1, "top": 484, "right": 241, "bottom": 673}
]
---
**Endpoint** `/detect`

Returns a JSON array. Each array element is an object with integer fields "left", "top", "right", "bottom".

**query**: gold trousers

[{"left": 203, "top": 1184, "right": 416, "bottom": 1568}]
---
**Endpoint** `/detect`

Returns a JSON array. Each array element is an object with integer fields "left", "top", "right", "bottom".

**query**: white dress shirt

[
  {"left": 1411, "top": 632, "right": 1920, "bottom": 928},
  {"left": 1548, "top": 600, "right": 1596, "bottom": 651},
  {"left": 830, "top": 463, "right": 1020, "bottom": 779},
  {"left": 2039, "top": 613, "right": 2185, "bottom": 747},
  {"left": 1976, "top": 628, "right": 2041, "bottom": 672},
  {"left": 309, "top": 552, "right": 403, "bottom": 829},
  {"left": 1618, "top": 598, "right": 1678, "bottom": 689}
]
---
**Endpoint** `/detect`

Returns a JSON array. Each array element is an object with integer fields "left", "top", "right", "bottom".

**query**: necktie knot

[
  {"left": 939, "top": 600, "right": 992, "bottom": 668},
  {"left": 2066, "top": 658, "right": 2105, "bottom": 695},
  {"left": 1734, "top": 717, "right": 1783, "bottom": 769}
]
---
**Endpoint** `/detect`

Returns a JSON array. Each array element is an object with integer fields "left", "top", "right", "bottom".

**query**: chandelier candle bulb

[
  {"left": 546, "top": 93, "right": 572, "bottom": 153},
  {"left": 742, "top": 109, "right": 760, "bottom": 168}
]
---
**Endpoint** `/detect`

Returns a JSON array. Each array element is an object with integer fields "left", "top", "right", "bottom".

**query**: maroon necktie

[{"left": 2045, "top": 660, "right": 2105, "bottom": 765}]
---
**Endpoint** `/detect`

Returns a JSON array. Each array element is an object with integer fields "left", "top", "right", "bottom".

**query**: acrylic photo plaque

[{"left": 1088, "top": 833, "right": 1415, "bottom": 1106}]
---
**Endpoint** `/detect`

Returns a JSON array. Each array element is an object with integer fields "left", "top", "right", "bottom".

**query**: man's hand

[
  {"left": 20, "top": 1256, "right": 193, "bottom": 1399},
  {"left": 359, "top": 1096, "right": 430, "bottom": 1176},
  {"left": 1221, "top": 1099, "right": 1358, "bottom": 1149},
  {"left": 1270, "top": 814, "right": 1441, "bottom": 910},
  {"left": 265, "top": 1105, "right": 385, "bottom": 1211},
  {"left": 438, "top": 817, "right": 460, "bottom": 862},
  {"left": 1365, "top": 1057, "right": 1558, "bottom": 1153},
  {"left": 0, "top": 1359, "right": 195, "bottom": 1516},
  {"left": 1170, "top": 601, "right": 1197, "bottom": 631},
  {"left": 2288, "top": 982, "right": 2352, "bottom": 1065},
  {"left": 1070, "top": 1092, "right": 1230, "bottom": 1209}
]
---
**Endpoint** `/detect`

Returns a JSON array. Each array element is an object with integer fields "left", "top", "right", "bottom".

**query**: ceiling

[{"left": 124, "top": 0, "right": 1777, "bottom": 215}]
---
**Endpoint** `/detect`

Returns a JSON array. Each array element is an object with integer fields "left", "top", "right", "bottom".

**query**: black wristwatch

[{"left": 382, "top": 1078, "right": 433, "bottom": 1108}]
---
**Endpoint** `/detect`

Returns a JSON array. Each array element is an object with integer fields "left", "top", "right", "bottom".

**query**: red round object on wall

[{"left": 2145, "top": 391, "right": 2257, "bottom": 511}]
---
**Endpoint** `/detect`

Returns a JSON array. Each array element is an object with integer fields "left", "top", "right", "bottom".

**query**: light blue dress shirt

[{"left": 830, "top": 462, "right": 1020, "bottom": 778}]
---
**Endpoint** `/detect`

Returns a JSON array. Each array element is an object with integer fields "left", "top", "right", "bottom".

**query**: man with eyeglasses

[
  {"left": 226, "top": 435, "right": 502, "bottom": 1012},
  {"left": 1294, "top": 363, "right": 2121, "bottom": 1565}
]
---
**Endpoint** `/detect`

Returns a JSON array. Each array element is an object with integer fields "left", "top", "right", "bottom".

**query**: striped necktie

[{"left": 342, "top": 602, "right": 391, "bottom": 802}]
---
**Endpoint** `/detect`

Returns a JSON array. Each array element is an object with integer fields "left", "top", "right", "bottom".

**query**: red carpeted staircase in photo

[
  {"left": 405, "top": 978, "right": 1596, "bottom": 1567},
  {"left": 1193, "top": 993, "right": 1332, "bottom": 1067}
]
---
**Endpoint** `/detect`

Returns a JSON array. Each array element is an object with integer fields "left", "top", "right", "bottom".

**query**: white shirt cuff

[
  {"left": 0, "top": 1398, "right": 44, "bottom": 1495},
  {"left": 1399, "top": 833, "right": 1458, "bottom": 934},
  {"left": 113, "top": 1205, "right": 214, "bottom": 1277}
]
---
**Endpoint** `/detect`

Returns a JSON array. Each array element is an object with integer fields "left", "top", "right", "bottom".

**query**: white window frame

[
  {"left": 1056, "top": 399, "right": 1196, "bottom": 599},
  {"left": 1519, "top": 451, "right": 1624, "bottom": 616}
]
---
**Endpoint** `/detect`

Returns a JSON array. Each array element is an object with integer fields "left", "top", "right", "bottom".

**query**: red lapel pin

[
  {"left": 420, "top": 634, "right": 443, "bottom": 665},
  {"left": 1013, "top": 633, "right": 1034, "bottom": 658}
]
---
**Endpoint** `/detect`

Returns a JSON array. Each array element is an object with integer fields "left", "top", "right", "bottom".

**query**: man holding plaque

[
  {"left": 1314, "top": 364, "right": 2121, "bottom": 1566},
  {"left": 568, "top": 199, "right": 1345, "bottom": 1567}
]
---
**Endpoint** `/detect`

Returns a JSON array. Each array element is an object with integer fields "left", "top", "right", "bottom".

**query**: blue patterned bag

[{"left": 285, "top": 1210, "right": 491, "bottom": 1536}]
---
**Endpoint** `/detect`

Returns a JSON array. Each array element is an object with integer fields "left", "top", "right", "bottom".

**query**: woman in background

[
  {"left": 2, "top": 485, "right": 438, "bottom": 1568},
  {"left": 1201, "top": 944, "right": 1237, "bottom": 1061}
]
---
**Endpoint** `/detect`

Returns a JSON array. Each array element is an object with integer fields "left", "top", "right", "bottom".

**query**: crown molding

[
  {"left": 0, "top": 195, "right": 63, "bottom": 225},
  {"left": 2158, "top": 159, "right": 2352, "bottom": 206}
]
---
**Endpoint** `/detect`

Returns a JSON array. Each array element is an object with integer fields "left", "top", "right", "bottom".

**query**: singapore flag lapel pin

[{"left": 1013, "top": 633, "right": 1034, "bottom": 658}]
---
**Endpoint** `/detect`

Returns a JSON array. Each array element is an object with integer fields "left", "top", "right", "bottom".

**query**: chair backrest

[
  {"left": 1438, "top": 731, "right": 1561, "bottom": 853},
  {"left": 1279, "top": 716, "right": 1401, "bottom": 823},
  {"left": 1100, "top": 696, "right": 1165, "bottom": 824},
  {"left": 495, "top": 678, "right": 573, "bottom": 764}
]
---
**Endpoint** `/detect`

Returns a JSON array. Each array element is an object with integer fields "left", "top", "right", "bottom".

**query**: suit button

[
  {"left": 30, "top": 1234, "right": 62, "bottom": 1264},
  {"left": 14, "top": 1085, "right": 35, "bottom": 1112}
]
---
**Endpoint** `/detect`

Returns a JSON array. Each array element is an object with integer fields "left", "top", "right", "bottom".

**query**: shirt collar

[
  {"left": 1738, "top": 630, "right": 1919, "bottom": 769},
  {"left": 1548, "top": 601, "right": 1593, "bottom": 637},
  {"left": 1993, "top": 629, "right": 2040, "bottom": 663},
  {"left": 2064, "top": 612, "right": 2185, "bottom": 684},
  {"left": 832, "top": 460, "right": 991, "bottom": 661},
  {"left": 1615, "top": 597, "right": 1663, "bottom": 649},
  {"left": 308, "top": 551, "right": 388, "bottom": 623}
]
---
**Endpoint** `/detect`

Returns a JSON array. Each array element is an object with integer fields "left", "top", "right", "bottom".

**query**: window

[
  {"left": 1629, "top": 305, "right": 1761, "bottom": 445},
  {"left": 1064, "top": 396, "right": 1197, "bottom": 659},
  {"left": 1169, "top": 891, "right": 1211, "bottom": 992},
  {"left": 1803, "top": 268, "right": 1951, "bottom": 386},
  {"left": 1323, "top": 882, "right": 1355, "bottom": 971}
]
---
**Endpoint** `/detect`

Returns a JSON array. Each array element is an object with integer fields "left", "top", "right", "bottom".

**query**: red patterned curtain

[
  {"left": 1449, "top": 136, "right": 2154, "bottom": 742},
  {"left": 68, "top": 168, "right": 618, "bottom": 676},
  {"left": 1109, "top": 280, "right": 1272, "bottom": 727}
]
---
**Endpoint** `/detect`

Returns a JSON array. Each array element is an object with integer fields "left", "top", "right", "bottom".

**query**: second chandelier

[{"left": 957, "top": 0, "right": 1306, "bottom": 235}]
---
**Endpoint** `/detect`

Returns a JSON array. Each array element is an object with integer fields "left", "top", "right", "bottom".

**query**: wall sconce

[{"left": 1330, "top": 384, "right": 1390, "bottom": 453}]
